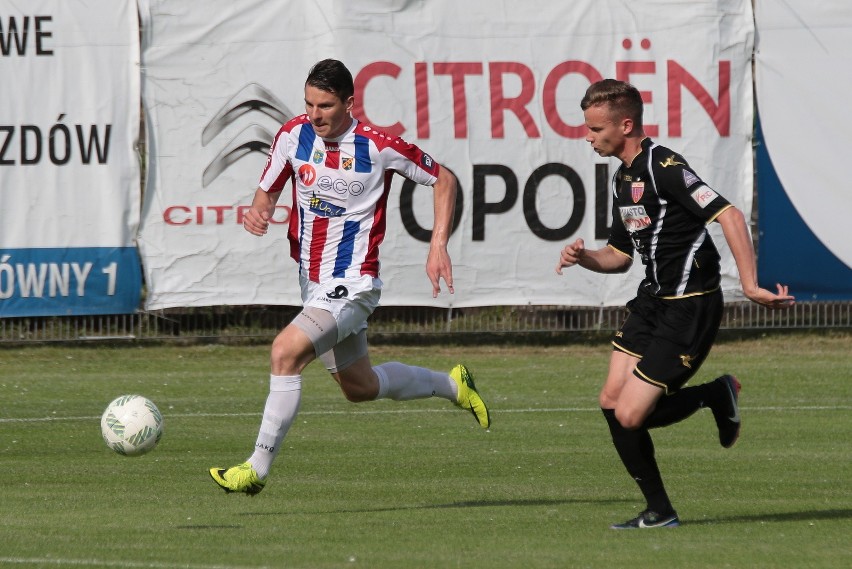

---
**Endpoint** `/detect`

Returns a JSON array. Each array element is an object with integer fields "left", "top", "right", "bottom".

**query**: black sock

[
  {"left": 643, "top": 382, "right": 715, "bottom": 429},
  {"left": 602, "top": 408, "right": 674, "bottom": 515}
]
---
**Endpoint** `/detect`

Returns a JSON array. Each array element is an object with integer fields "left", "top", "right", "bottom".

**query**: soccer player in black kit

[{"left": 556, "top": 79, "right": 795, "bottom": 529}]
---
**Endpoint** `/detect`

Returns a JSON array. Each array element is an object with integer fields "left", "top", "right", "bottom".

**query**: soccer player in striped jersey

[
  {"left": 210, "top": 59, "right": 490, "bottom": 496},
  {"left": 556, "top": 79, "right": 794, "bottom": 529}
]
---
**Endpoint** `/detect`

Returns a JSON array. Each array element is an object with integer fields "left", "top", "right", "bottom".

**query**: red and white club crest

[{"left": 631, "top": 182, "right": 645, "bottom": 204}]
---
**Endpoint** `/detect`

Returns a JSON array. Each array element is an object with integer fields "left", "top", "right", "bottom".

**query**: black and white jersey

[{"left": 607, "top": 138, "right": 732, "bottom": 298}]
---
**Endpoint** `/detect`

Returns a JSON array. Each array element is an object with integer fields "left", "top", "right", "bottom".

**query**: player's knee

[
  {"left": 614, "top": 407, "right": 644, "bottom": 430},
  {"left": 270, "top": 335, "right": 286, "bottom": 359},
  {"left": 599, "top": 390, "right": 617, "bottom": 409},
  {"left": 599, "top": 383, "right": 624, "bottom": 409},
  {"left": 270, "top": 336, "right": 291, "bottom": 366},
  {"left": 270, "top": 334, "right": 306, "bottom": 375}
]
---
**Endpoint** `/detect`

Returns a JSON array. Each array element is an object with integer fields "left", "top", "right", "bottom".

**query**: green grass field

[{"left": 1, "top": 332, "right": 850, "bottom": 568}]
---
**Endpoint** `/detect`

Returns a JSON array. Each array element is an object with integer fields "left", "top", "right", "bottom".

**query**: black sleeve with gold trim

[{"left": 651, "top": 150, "right": 730, "bottom": 223}]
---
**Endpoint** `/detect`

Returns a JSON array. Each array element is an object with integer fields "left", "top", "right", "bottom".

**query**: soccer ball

[{"left": 100, "top": 395, "right": 164, "bottom": 456}]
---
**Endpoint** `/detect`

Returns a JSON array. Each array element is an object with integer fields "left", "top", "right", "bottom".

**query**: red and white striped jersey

[{"left": 258, "top": 116, "right": 440, "bottom": 283}]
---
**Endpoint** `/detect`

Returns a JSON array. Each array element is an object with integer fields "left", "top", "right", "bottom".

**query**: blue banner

[
  {"left": 0, "top": 247, "right": 142, "bottom": 316},
  {"left": 756, "top": 118, "right": 852, "bottom": 300}
]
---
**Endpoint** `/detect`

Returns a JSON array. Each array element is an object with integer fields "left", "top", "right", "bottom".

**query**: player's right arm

[
  {"left": 555, "top": 239, "right": 633, "bottom": 275},
  {"left": 243, "top": 187, "right": 281, "bottom": 237},
  {"left": 247, "top": 120, "right": 298, "bottom": 237}
]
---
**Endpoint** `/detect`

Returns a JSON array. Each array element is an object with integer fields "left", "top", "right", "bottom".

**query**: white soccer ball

[{"left": 100, "top": 395, "right": 164, "bottom": 457}]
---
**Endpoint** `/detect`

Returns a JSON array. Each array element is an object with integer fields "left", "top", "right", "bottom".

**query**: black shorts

[{"left": 612, "top": 288, "right": 723, "bottom": 394}]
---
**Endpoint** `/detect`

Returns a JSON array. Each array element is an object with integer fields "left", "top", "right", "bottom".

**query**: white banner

[
  {"left": 138, "top": 0, "right": 754, "bottom": 309},
  {"left": 0, "top": 0, "right": 141, "bottom": 316},
  {"left": 755, "top": 0, "right": 852, "bottom": 269}
]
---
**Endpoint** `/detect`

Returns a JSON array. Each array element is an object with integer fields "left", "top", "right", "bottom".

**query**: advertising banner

[
  {"left": 138, "top": 0, "right": 754, "bottom": 309},
  {"left": 755, "top": 0, "right": 852, "bottom": 299},
  {"left": 0, "top": 0, "right": 141, "bottom": 316}
]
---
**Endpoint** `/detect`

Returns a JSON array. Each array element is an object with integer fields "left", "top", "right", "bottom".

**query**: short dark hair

[
  {"left": 580, "top": 79, "right": 643, "bottom": 128},
  {"left": 305, "top": 59, "right": 354, "bottom": 102}
]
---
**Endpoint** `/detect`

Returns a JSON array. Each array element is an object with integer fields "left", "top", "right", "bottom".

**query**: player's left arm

[
  {"left": 426, "top": 165, "right": 457, "bottom": 298},
  {"left": 715, "top": 206, "right": 795, "bottom": 309},
  {"left": 377, "top": 130, "right": 455, "bottom": 297}
]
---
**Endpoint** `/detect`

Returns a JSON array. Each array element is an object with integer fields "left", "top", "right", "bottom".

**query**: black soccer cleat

[
  {"left": 712, "top": 374, "right": 741, "bottom": 448},
  {"left": 611, "top": 509, "right": 680, "bottom": 530}
]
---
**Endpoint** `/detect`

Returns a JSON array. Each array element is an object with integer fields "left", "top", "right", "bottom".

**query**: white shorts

[
  {"left": 292, "top": 307, "right": 369, "bottom": 373},
  {"left": 300, "top": 274, "right": 382, "bottom": 342}
]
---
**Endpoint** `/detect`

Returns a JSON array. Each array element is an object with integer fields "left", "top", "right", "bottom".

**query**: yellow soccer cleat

[
  {"left": 450, "top": 364, "right": 491, "bottom": 429},
  {"left": 209, "top": 462, "right": 266, "bottom": 496}
]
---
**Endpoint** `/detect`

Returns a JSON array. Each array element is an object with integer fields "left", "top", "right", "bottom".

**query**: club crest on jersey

[
  {"left": 310, "top": 194, "right": 346, "bottom": 217},
  {"left": 312, "top": 149, "right": 324, "bottom": 164},
  {"left": 342, "top": 157, "right": 354, "bottom": 171},
  {"left": 619, "top": 205, "right": 652, "bottom": 233},
  {"left": 631, "top": 182, "right": 645, "bottom": 203}
]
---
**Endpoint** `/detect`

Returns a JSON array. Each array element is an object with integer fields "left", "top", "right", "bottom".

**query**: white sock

[
  {"left": 373, "top": 361, "right": 457, "bottom": 401},
  {"left": 247, "top": 374, "right": 301, "bottom": 479}
]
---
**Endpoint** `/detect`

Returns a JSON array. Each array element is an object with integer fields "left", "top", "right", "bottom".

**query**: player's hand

[
  {"left": 426, "top": 245, "right": 454, "bottom": 298},
  {"left": 556, "top": 238, "right": 585, "bottom": 274},
  {"left": 745, "top": 283, "right": 795, "bottom": 309},
  {"left": 243, "top": 208, "right": 271, "bottom": 236}
]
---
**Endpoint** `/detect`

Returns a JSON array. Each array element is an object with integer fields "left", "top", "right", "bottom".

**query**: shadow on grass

[
  {"left": 176, "top": 524, "right": 244, "bottom": 529},
  {"left": 237, "top": 497, "right": 631, "bottom": 516},
  {"left": 336, "top": 497, "right": 632, "bottom": 514},
  {"left": 686, "top": 508, "right": 852, "bottom": 526},
  {"left": 223, "top": 502, "right": 852, "bottom": 526},
  {"left": 176, "top": 498, "right": 618, "bottom": 529},
  {"left": 177, "top": 505, "right": 852, "bottom": 530}
]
